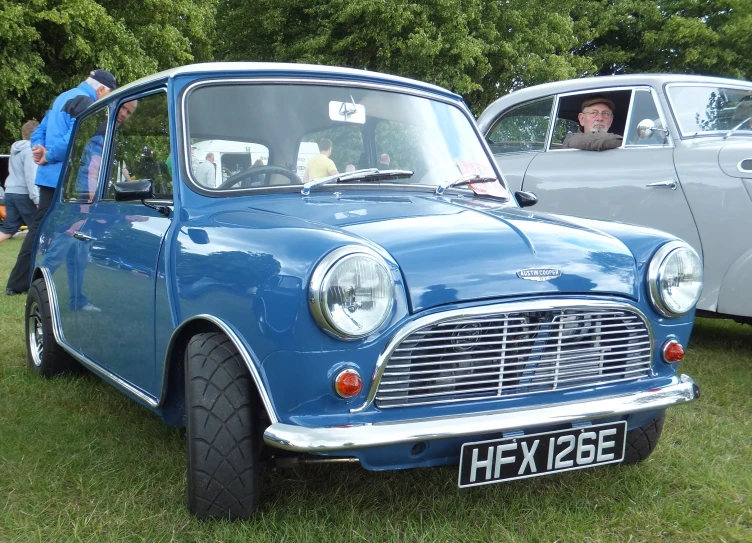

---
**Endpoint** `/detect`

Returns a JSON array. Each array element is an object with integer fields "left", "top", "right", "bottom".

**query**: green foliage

[
  {"left": 0, "top": 0, "right": 217, "bottom": 149},
  {"left": 216, "top": 0, "right": 499, "bottom": 105},
  {"left": 2, "top": 0, "right": 751, "bottom": 152},
  {"left": 572, "top": 0, "right": 752, "bottom": 79}
]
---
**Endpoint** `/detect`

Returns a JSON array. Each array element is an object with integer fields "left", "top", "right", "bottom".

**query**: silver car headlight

[
  {"left": 648, "top": 241, "right": 703, "bottom": 317},
  {"left": 309, "top": 246, "right": 395, "bottom": 339}
]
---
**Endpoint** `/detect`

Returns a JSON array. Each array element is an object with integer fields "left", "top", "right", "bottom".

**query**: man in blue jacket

[{"left": 5, "top": 69, "right": 116, "bottom": 296}]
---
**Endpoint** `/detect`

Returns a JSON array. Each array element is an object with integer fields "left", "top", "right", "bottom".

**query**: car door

[
  {"left": 36, "top": 107, "right": 110, "bottom": 350},
  {"left": 521, "top": 87, "right": 703, "bottom": 256},
  {"left": 484, "top": 97, "right": 554, "bottom": 192},
  {"left": 74, "top": 91, "right": 173, "bottom": 395}
]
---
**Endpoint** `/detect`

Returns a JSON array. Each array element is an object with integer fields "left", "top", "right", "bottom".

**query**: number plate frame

[{"left": 458, "top": 421, "right": 627, "bottom": 488}]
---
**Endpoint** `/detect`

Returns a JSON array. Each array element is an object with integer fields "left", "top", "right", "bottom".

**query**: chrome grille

[{"left": 375, "top": 306, "right": 652, "bottom": 408}]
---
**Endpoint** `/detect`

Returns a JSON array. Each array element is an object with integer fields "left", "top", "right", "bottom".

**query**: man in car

[{"left": 563, "top": 96, "right": 623, "bottom": 151}]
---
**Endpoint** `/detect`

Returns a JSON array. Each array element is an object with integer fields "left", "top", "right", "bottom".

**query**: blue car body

[{"left": 27, "top": 64, "right": 700, "bottom": 516}]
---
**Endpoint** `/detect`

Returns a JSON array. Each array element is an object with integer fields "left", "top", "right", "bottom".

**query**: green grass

[{"left": 0, "top": 235, "right": 750, "bottom": 542}]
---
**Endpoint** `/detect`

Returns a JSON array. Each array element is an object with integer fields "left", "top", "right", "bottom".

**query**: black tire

[
  {"left": 25, "top": 278, "right": 80, "bottom": 378},
  {"left": 185, "top": 332, "right": 261, "bottom": 520},
  {"left": 622, "top": 411, "right": 665, "bottom": 465}
]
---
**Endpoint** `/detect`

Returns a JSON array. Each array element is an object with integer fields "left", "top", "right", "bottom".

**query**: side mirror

[
  {"left": 636, "top": 119, "right": 669, "bottom": 140},
  {"left": 113, "top": 180, "right": 153, "bottom": 201},
  {"left": 515, "top": 190, "right": 538, "bottom": 208}
]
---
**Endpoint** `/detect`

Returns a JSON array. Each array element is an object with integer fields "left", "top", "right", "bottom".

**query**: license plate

[{"left": 458, "top": 421, "right": 626, "bottom": 488}]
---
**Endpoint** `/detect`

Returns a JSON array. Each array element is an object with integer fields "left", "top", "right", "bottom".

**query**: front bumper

[{"left": 264, "top": 374, "right": 699, "bottom": 453}]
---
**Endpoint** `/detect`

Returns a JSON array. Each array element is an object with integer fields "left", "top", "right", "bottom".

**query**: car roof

[
  {"left": 478, "top": 73, "right": 752, "bottom": 128},
  {"left": 104, "top": 62, "right": 462, "bottom": 103}
]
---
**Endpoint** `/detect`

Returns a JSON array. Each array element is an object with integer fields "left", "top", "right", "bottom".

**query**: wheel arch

[{"left": 159, "top": 315, "right": 278, "bottom": 427}]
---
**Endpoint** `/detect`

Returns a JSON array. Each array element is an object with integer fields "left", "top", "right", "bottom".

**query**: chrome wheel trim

[{"left": 28, "top": 301, "right": 44, "bottom": 367}]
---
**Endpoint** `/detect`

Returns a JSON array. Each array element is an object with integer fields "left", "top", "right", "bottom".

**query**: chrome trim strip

[
  {"left": 544, "top": 95, "right": 558, "bottom": 151},
  {"left": 351, "top": 299, "right": 653, "bottom": 413},
  {"left": 621, "top": 88, "right": 636, "bottom": 149},
  {"left": 265, "top": 374, "right": 698, "bottom": 452},
  {"left": 162, "top": 314, "right": 280, "bottom": 423},
  {"left": 39, "top": 267, "right": 159, "bottom": 407}
]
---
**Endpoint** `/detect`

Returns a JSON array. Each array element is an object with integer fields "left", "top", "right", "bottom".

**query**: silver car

[{"left": 478, "top": 74, "right": 752, "bottom": 324}]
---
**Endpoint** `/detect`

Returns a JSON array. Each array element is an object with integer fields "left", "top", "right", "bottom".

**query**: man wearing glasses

[{"left": 563, "top": 96, "right": 623, "bottom": 151}]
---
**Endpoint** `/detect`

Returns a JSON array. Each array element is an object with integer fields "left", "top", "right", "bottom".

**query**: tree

[
  {"left": 0, "top": 0, "right": 217, "bottom": 148},
  {"left": 572, "top": 0, "right": 752, "bottom": 80}
]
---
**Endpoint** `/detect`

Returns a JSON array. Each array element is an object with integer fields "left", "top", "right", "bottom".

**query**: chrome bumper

[{"left": 263, "top": 374, "right": 699, "bottom": 453}]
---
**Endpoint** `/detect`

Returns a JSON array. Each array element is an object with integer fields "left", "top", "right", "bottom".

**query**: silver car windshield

[
  {"left": 184, "top": 82, "right": 507, "bottom": 197},
  {"left": 667, "top": 85, "right": 752, "bottom": 137}
]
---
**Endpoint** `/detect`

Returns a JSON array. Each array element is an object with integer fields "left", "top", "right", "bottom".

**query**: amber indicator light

[
  {"left": 662, "top": 340, "right": 685, "bottom": 363},
  {"left": 334, "top": 369, "right": 363, "bottom": 398}
]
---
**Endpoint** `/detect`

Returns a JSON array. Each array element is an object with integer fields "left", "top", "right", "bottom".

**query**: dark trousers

[{"left": 6, "top": 186, "right": 55, "bottom": 293}]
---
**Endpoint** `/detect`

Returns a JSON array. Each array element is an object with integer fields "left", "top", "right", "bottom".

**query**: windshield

[
  {"left": 667, "top": 85, "right": 752, "bottom": 137},
  {"left": 185, "top": 83, "right": 507, "bottom": 196}
]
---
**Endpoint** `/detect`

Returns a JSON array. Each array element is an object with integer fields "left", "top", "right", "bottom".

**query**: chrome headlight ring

[
  {"left": 309, "top": 245, "right": 395, "bottom": 340},
  {"left": 648, "top": 241, "right": 703, "bottom": 318}
]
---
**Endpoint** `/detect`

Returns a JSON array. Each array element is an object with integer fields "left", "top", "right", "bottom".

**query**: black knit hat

[{"left": 90, "top": 69, "right": 117, "bottom": 90}]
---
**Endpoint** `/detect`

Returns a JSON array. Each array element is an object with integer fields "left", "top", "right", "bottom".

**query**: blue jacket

[{"left": 31, "top": 82, "right": 98, "bottom": 189}]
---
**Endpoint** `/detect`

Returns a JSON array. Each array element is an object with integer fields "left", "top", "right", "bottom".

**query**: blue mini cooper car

[{"left": 25, "top": 63, "right": 702, "bottom": 519}]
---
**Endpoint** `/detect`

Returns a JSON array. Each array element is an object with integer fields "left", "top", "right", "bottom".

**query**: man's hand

[{"left": 31, "top": 145, "right": 48, "bottom": 165}]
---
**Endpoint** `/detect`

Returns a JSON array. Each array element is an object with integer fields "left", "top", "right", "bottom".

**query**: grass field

[{"left": 0, "top": 235, "right": 750, "bottom": 542}]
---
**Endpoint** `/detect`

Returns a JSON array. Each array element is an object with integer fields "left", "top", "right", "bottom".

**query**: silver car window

[
  {"left": 667, "top": 85, "right": 752, "bottom": 137},
  {"left": 486, "top": 97, "right": 554, "bottom": 154},
  {"left": 624, "top": 90, "right": 669, "bottom": 147}
]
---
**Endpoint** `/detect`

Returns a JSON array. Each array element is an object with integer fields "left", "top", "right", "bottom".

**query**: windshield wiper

[
  {"left": 435, "top": 173, "right": 500, "bottom": 195},
  {"left": 724, "top": 116, "right": 752, "bottom": 140},
  {"left": 301, "top": 168, "right": 414, "bottom": 195}
]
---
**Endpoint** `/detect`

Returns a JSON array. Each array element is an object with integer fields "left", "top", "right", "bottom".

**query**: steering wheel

[{"left": 217, "top": 166, "right": 302, "bottom": 190}]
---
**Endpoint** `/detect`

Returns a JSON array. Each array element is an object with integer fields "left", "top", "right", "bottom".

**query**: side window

[
  {"left": 298, "top": 126, "right": 364, "bottom": 178},
  {"left": 551, "top": 117, "right": 581, "bottom": 150},
  {"left": 107, "top": 93, "right": 172, "bottom": 200},
  {"left": 62, "top": 108, "right": 109, "bottom": 203},
  {"left": 375, "top": 121, "right": 424, "bottom": 171},
  {"left": 625, "top": 90, "right": 668, "bottom": 146},
  {"left": 486, "top": 98, "right": 553, "bottom": 154}
]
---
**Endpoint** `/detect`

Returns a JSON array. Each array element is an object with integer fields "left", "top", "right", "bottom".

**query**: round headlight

[
  {"left": 648, "top": 241, "right": 703, "bottom": 317},
  {"left": 309, "top": 246, "right": 395, "bottom": 339}
]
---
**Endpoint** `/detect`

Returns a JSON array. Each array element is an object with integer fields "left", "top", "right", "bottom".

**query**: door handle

[
  {"left": 646, "top": 180, "right": 677, "bottom": 190},
  {"left": 72, "top": 232, "right": 96, "bottom": 242}
]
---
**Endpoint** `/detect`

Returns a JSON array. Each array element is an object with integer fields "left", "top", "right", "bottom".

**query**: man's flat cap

[{"left": 581, "top": 96, "right": 615, "bottom": 111}]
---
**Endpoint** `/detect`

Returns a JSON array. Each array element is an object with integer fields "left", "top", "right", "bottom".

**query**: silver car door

[
  {"left": 666, "top": 82, "right": 752, "bottom": 317},
  {"left": 522, "top": 88, "right": 703, "bottom": 256},
  {"left": 485, "top": 96, "right": 554, "bottom": 192}
]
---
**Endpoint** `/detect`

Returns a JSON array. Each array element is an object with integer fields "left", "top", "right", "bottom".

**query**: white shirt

[{"left": 195, "top": 160, "right": 217, "bottom": 188}]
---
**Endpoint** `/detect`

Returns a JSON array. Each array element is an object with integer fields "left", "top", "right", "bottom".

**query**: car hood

[{"left": 235, "top": 193, "right": 638, "bottom": 312}]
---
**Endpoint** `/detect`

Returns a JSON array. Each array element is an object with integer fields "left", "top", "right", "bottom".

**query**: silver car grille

[{"left": 375, "top": 306, "right": 653, "bottom": 408}]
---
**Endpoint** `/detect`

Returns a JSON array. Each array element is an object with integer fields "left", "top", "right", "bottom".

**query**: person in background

[
  {"left": 562, "top": 96, "right": 623, "bottom": 151},
  {"left": 378, "top": 153, "right": 390, "bottom": 168},
  {"left": 0, "top": 120, "right": 40, "bottom": 244},
  {"left": 195, "top": 152, "right": 217, "bottom": 187},
  {"left": 303, "top": 139, "right": 338, "bottom": 181},
  {"left": 5, "top": 69, "right": 116, "bottom": 296},
  {"left": 345, "top": 164, "right": 356, "bottom": 172}
]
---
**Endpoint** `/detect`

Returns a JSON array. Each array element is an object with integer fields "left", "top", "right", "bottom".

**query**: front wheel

[
  {"left": 185, "top": 332, "right": 261, "bottom": 519},
  {"left": 622, "top": 411, "right": 665, "bottom": 465},
  {"left": 25, "top": 278, "right": 80, "bottom": 377}
]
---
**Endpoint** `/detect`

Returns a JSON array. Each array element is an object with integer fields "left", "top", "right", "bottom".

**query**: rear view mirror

[
  {"left": 329, "top": 98, "right": 366, "bottom": 124},
  {"left": 113, "top": 180, "right": 153, "bottom": 201},
  {"left": 515, "top": 191, "right": 538, "bottom": 208}
]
